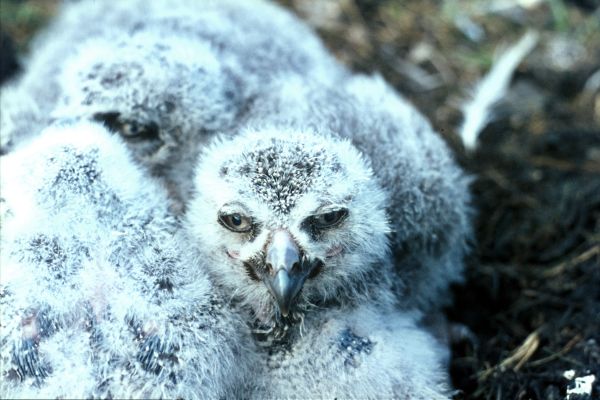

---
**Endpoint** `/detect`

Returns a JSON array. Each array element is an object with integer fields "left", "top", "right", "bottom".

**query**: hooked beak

[{"left": 264, "top": 230, "right": 306, "bottom": 317}]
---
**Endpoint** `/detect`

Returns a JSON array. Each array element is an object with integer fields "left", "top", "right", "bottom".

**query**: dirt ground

[{"left": 2, "top": 1, "right": 599, "bottom": 399}]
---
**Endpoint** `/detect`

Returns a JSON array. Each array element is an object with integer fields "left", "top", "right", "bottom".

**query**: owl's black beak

[{"left": 264, "top": 230, "right": 305, "bottom": 317}]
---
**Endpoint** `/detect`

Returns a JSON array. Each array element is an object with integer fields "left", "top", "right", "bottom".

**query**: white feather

[{"left": 459, "top": 30, "right": 538, "bottom": 151}]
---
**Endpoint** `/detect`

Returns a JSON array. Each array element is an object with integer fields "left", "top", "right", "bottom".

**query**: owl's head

[{"left": 186, "top": 128, "right": 390, "bottom": 326}]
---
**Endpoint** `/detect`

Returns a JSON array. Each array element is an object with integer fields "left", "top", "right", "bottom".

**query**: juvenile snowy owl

[
  {"left": 0, "top": 121, "right": 251, "bottom": 399},
  {"left": 186, "top": 128, "right": 452, "bottom": 398}
]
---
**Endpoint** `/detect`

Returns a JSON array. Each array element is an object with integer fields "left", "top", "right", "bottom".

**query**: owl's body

[
  {"left": 252, "top": 305, "right": 450, "bottom": 399},
  {"left": 0, "top": 121, "right": 251, "bottom": 399}
]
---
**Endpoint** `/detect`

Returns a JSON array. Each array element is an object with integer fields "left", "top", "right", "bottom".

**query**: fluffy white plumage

[
  {"left": 187, "top": 128, "right": 452, "bottom": 398},
  {"left": 2, "top": 0, "right": 470, "bottom": 313},
  {"left": 0, "top": 0, "right": 345, "bottom": 207},
  {"left": 188, "top": 129, "right": 390, "bottom": 323},
  {"left": 253, "top": 304, "right": 450, "bottom": 399},
  {"left": 0, "top": 121, "right": 251, "bottom": 399},
  {"left": 242, "top": 74, "right": 473, "bottom": 313},
  {"left": 0, "top": 0, "right": 472, "bottom": 398}
]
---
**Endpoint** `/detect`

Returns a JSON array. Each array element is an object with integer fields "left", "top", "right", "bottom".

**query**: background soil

[{"left": 1, "top": 1, "right": 599, "bottom": 399}]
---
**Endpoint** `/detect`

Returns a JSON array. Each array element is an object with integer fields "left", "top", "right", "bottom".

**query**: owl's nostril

[
  {"left": 291, "top": 261, "right": 301, "bottom": 274},
  {"left": 265, "top": 262, "right": 274, "bottom": 273}
]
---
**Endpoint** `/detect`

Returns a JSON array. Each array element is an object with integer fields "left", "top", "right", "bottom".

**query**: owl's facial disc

[{"left": 191, "top": 131, "right": 390, "bottom": 321}]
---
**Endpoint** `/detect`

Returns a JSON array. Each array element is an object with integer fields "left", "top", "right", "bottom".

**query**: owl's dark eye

[
  {"left": 218, "top": 212, "right": 253, "bottom": 233},
  {"left": 121, "top": 121, "right": 159, "bottom": 140},
  {"left": 92, "top": 112, "right": 159, "bottom": 141},
  {"left": 311, "top": 208, "right": 348, "bottom": 229}
]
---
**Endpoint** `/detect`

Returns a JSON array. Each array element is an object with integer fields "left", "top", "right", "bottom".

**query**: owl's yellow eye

[{"left": 218, "top": 213, "right": 253, "bottom": 233}]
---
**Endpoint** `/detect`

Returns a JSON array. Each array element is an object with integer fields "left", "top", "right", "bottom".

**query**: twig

[
  {"left": 543, "top": 245, "right": 600, "bottom": 278},
  {"left": 528, "top": 335, "right": 581, "bottom": 367},
  {"left": 478, "top": 331, "right": 541, "bottom": 381}
]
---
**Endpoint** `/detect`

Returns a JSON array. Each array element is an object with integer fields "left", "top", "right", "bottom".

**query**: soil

[{"left": 2, "top": 1, "right": 599, "bottom": 398}]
